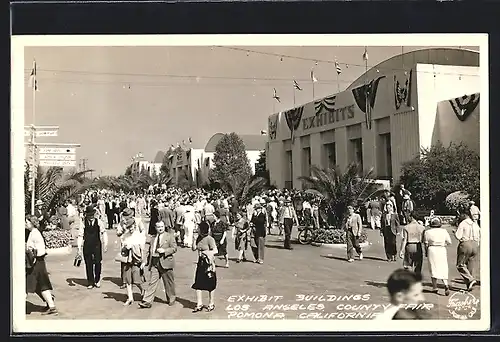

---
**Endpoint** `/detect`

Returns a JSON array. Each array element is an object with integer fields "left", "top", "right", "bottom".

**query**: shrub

[
  {"left": 42, "top": 229, "right": 72, "bottom": 249},
  {"left": 445, "top": 191, "right": 470, "bottom": 213},
  {"left": 312, "top": 227, "right": 368, "bottom": 244},
  {"left": 400, "top": 143, "right": 479, "bottom": 214}
]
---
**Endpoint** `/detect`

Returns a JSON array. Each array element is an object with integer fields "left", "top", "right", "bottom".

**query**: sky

[{"left": 23, "top": 45, "right": 478, "bottom": 176}]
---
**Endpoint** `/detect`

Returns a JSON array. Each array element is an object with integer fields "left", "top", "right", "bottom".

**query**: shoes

[
  {"left": 257, "top": 260, "right": 264, "bottom": 264},
  {"left": 168, "top": 299, "right": 176, "bottom": 306},
  {"left": 192, "top": 305, "right": 204, "bottom": 313},
  {"left": 119, "top": 284, "right": 126, "bottom": 289},
  {"left": 224, "top": 264, "right": 229, "bottom": 268},
  {"left": 87, "top": 284, "right": 94, "bottom": 289},
  {"left": 138, "top": 301, "right": 152, "bottom": 309},
  {"left": 467, "top": 280, "right": 477, "bottom": 291},
  {"left": 236, "top": 259, "right": 242, "bottom": 263},
  {"left": 359, "top": 253, "right": 363, "bottom": 260},
  {"left": 95, "top": 281, "right": 101, "bottom": 288},
  {"left": 124, "top": 299, "right": 133, "bottom": 306},
  {"left": 348, "top": 258, "right": 354, "bottom": 263},
  {"left": 430, "top": 289, "right": 438, "bottom": 294},
  {"left": 445, "top": 287, "right": 450, "bottom": 296},
  {"left": 206, "top": 304, "right": 215, "bottom": 312},
  {"left": 41, "top": 307, "right": 58, "bottom": 315}
]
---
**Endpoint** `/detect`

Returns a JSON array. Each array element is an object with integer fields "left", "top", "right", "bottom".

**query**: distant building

[
  {"left": 158, "top": 133, "right": 266, "bottom": 187},
  {"left": 266, "top": 48, "right": 480, "bottom": 190},
  {"left": 129, "top": 152, "right": 162, "bottom": 177}
]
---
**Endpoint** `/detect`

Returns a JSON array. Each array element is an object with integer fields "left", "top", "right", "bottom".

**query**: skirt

[
  {"left": 121, "top": 262, "right": 144, "bottom": 286},
  {"left": 235, "top": 233, "right": 248, "bottom": 251},
  {"left": 191, "top": 259, "right": 217, "bottom": 292},
  {"left": 26, "top": 257, "right": 52, "bottom": 294},
  {"left": 213, "top": 232, "right": 227, "bottom": 256},
  {"left": 428, "top": 246, "right": 449, "bottom": 280}
]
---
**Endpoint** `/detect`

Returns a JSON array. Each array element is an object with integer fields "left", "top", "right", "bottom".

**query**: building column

[
  {"left": 269, "top": 142, "right": 285, "bottom": 189},
  {"left": 362, "top": 124, "right": 377, "bottom": 175},
  {"left": 335, "top": 127, "right": 349, "bottom": 172},
  {"left": 292, "top": 139, "right": 303, "bottom": 189},
  {"left": 310, "top": 133, "right": 322, "bottom": 169}
]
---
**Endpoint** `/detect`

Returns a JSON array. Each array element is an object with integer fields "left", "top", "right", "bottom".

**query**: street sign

[
  {"left": 39, "top": 154, "right": 76, "bottom": 161},
  {"left": 39, "top": 160, "right": 76, "bottom": 167},
  {"left": 36, "top": 131, "right": 58, "bottom": 137},
  {"left": 39, "top": 147, "right": 76, "bottom": 154}
]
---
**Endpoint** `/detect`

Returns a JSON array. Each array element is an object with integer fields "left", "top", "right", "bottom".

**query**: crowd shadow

[
  {"left": 103, "top": 276, "right": 122, "bottom": 287},
  {"left": 102, "top": 291, "right": 167, "bottom": 304},
  {"left": 364, "top": 280, "right": 386, "bottom": 289},
  {"left": 65, "top": 278, "right": 88, "bottom": 287},
  {"left": 228, "top": 257, "right": 254, "bottom": 263},
  {"left": 320, "top": 255, "right": 346, "bottom": 262},
  {"left": 175, "top": 297, "right": 198, "bottom": 310},
  {"left": 26, "top": 301, "right": 46, "bottom": 314},
  {"left": 362, "top": 256, "right": 389, "bottom": 262},
  {"left": 265, "top": 244, "right": 286, "bottom": 250}
]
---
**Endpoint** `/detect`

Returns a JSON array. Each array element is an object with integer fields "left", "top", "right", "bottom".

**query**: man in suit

[
  {"left": 345, "top": 204, "right": 363, "bottom": 262},
  {"left": 139, "top": 221, "right": 177, "bottom": 308},
  {"left": 159, "top": 199, "right": 176, "bottom": 232},
  {"left": 105, "top": 197, "right": 115, "bottom": 230},
  {"left": 77, "top": 206, "right": 108, "bottom": 289}
]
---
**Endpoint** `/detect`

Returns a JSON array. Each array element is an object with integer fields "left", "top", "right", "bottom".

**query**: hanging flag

[
  {"left": 188, "top": 137, "right": 192, "bottom": 144},
  {"left": 293, "top": 80, "right": 302, "bottom": 91},
  {"left": 335, "top": 60, "right": 342, "bottom": 75},
  {"left": 310, "top": 69, "right": 318, "bottom": 83},
  {"left": 273, "top": 88, "right": 281, "bottom": 103},
  {"left": 29, "top": 59, "right": 39, "bottom": 91},
  {"left": 362, "top": 48, "right": 368, "bottom": 62}
]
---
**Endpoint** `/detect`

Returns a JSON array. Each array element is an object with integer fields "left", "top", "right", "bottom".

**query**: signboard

[
  {"left": 36, "top": 131, "right": 58, "bottom": 137},
  {"left": 39, "top": 160, "right": 76, "bottom": 167},
  {"left": 39, "top": 147, "right": 76, "bottom": 154},
  {"left": 39, "top": 154, "right": 76, "bottom": 161}
]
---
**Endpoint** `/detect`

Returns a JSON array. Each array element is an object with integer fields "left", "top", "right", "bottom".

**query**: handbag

[{"left": 114, "top": 248, "right": 130, "bottom": 263}]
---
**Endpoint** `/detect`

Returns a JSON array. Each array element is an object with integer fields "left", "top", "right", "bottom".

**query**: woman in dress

[
  {"left": 182, "top": 205, "right": 197, "bottom": 249},
  {"left": 211, "top": 211, "right": 229, "bottom": 268},
  {"left": 423, "top": 217, "right": 452, "bottom": 296},
  {"left": 25, "top": 215, "right": 58, "bottom": 315},
  {"left": 116, "top": 208, "right": 146, "bottom": 305},
  {"left": 233, "top": 211, "right": 250, "bottom": 262},
  {"left": 191, "top": 221, "right": 218, "bottom": 313}
]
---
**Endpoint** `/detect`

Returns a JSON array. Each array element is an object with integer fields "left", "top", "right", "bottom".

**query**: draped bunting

[
  {"left": 314, "top": 95, "right": 336, "bottom": 116},
  {"left": 394, "top": 70, "right": 413, "bottom": 110},
  {"left": 268, "top": 114, "right": 278, "bottom": 140},
  {"left": 284, "top": 106, "right": 304, "bottom": 143},
  {"left": 352, "top": 76, "right": 385, "bottom": 129},
  {"left": 449, "top": 94, "right": 480, "bottom": 122}
]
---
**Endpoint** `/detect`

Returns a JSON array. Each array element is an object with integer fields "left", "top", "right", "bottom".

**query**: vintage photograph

[{"left": 11, "top": 34, "right": 489, "bottom": 332}]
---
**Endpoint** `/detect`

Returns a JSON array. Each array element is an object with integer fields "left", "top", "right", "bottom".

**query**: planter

[{"left": 46, "top": 245, "right": 72, "bottom": 256}]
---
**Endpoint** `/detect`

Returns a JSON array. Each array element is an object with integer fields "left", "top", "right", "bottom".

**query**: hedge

[
  {"left": 42, "top": 229, "right": 72, "bottom": 249},
  {"left": 312, "top": 228, "right": 368, "bottom": 244}
]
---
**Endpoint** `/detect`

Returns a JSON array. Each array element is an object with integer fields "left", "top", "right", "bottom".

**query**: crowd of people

[{"left": 25, "top": 183, "right": 482, "bottom": 319}]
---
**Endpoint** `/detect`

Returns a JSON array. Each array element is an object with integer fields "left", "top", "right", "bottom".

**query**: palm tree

[
  {"left": 233, "top": 175, "right": 268, "bottom": 208},
  {"left": 24, "top": 163, "right": 95, "bottom": 215},
  {"left": 298, "top": 163, "right": 375, "bottom": 228}
]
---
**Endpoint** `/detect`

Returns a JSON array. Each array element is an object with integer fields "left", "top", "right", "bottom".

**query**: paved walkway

[{"left": 26, "top": 222, "right": 481, "bottom": 320}]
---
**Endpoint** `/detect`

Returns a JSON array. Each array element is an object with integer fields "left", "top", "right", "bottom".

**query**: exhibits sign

[{"left": 302, "top": 104, "right": 355, "bottom": 131}]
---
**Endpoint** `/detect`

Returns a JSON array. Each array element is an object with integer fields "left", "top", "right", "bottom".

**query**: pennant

[
  {"left": 188, "top": 137, "right": 192, "bottom": 144},
  {"left": 310, "top": 70, "right": 318, "bottom": 83},
  {"left": 352, "top": 76, "right": 385, "bottom": 129},
  {"left": 335, "top": 60, "right": 342, "bottom": 75},
  {"left": 394, "top": 70, "right": 413, "bottom": 110},
  {"left": 314, "top": 95, "right": 336, "bottom": 116},
  {"left": 268, "top": 114, "right": 278, "bottom": 140},
  {"left": 284, "top": 106, "right": 304, "bottom": 143},
  {"left": 29, "top": 60, "right": 39, "bottom": 91},
  {"left": 449, "top": 94, "right": 479, "bottom": 122},
  {"left": 362, "top": 48, "right": 368, "bottom": 62},
  {"left": 293, "top": 80, "right": 302, "bottom": 91},
  {"left": 273, "top": 88, "right": 281, "bottom": 103}
]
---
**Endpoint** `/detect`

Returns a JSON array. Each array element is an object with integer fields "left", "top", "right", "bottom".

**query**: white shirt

[
  {"left": 302, "top": 201, "right": 312, "bottom": 210},
  {"left": 375, "top": 305, "right": 400, "bottom": 320},
  {"left": 27, "top": 228, "right": 46, "bottom": 257},
  {"left": 67, "top": 203, "right": 77, "bottom": 218}
]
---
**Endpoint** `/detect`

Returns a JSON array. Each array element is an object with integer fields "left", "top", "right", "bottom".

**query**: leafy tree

[
  {"left": 400, "top": 143, "right": 480, "bottom": 214},
  {"left": 124, "top": 165, "right": 132, "bottom": 176},
  {"left": 210, "top": 133, "right": 253, "bottom": 193},
  {"left": 255, "top": 150, "right": 270, "bottom": 184},
  {"left": 177, "top": 169, "right": 194, "bottom": 190},
  {"left": 299, "top": 163, "right": 374, "bottom": 228}
]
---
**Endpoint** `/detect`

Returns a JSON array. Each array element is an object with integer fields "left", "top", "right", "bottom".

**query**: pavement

[{"left": 26, "top": 220, "right": 481, "bottom": 320}]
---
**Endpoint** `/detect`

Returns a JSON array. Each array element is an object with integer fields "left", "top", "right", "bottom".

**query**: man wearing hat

[
  {"left": 77, "top": 206, "right": 108, "bottom": 289},
  {"left": 34, "top": 200, "right": 49, "bottom": 232},
  {"left": 250, "top": 203, "right": 268, "bottom": 264},
  {"left": 469, "top": 201, "right": 481, "bottom": 226},
  {"left": 279, "top": 198, "right": 299, "bottom": 250}
]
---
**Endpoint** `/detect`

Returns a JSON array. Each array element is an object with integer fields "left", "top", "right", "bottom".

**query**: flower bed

[
  {"left": 42, "top": 229, "right": 73, "bottom": 249},
  {"left": 312, "top": 227, "right": 368, "bottom": 244}
]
